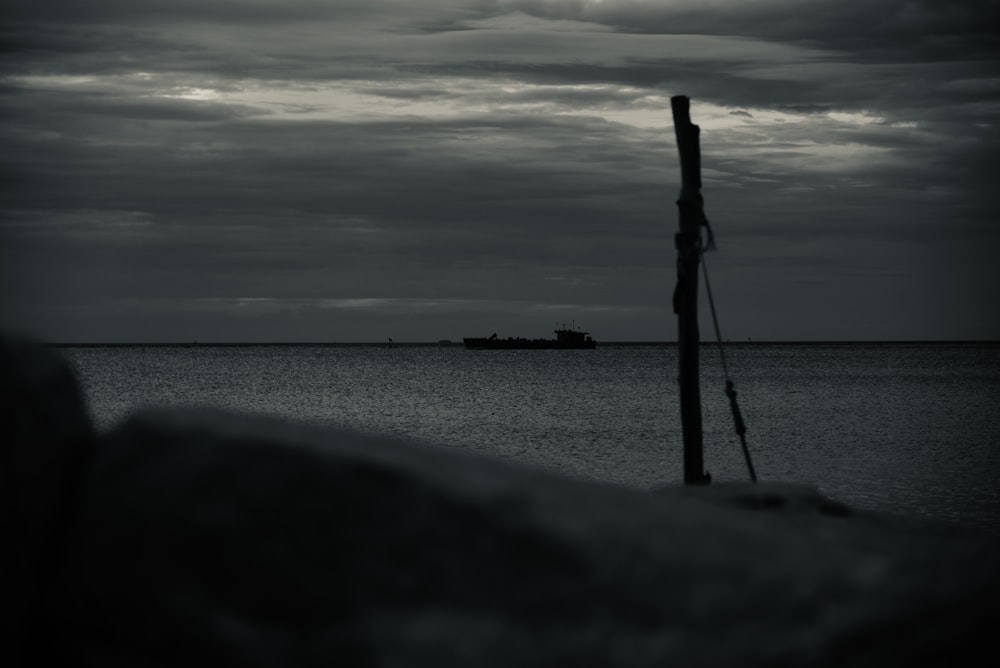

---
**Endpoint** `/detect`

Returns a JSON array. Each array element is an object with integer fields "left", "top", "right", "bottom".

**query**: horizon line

[{"left": 47, "top": 339, "right": 1000, "bottom": 347}]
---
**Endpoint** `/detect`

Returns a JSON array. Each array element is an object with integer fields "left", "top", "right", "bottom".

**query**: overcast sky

[{"left": 2, "top": 0, "right": 998, "bottom": 342}]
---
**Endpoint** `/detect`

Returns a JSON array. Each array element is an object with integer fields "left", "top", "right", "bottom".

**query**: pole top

[{"left": 671, "top": 96, "right": 691, "bottom": 124}]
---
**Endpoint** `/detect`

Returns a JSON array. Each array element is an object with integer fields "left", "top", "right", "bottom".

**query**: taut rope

[{"left": 699, "top": 226, "right": 758, "bottom": 483}]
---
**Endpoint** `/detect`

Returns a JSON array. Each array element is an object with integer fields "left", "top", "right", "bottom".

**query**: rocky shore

[{"left": 3, "top": 332, "right": 997, "bottom": 666}]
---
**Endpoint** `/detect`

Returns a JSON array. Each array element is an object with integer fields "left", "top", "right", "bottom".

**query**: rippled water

[{"left": 65, "top": 343, "right": 1000, "bottom": 531}]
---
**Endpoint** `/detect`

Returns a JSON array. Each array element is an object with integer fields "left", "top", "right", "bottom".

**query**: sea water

[{"left": 65, "top": 343, "right": 1000, "bottom": 532}]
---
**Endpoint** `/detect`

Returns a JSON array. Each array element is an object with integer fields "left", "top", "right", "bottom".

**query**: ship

[{"left": 463, "top": 328, "right": 597, "bottom": 350}]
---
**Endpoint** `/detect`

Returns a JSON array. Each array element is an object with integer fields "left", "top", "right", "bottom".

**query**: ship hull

[{"left": 463, "top": 338, "right": 596, "bottom": 350}]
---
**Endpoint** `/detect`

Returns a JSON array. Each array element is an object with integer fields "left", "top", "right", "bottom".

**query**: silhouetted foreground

[{"left": 4, "top": 332, "right": 997, "bottom": 666}]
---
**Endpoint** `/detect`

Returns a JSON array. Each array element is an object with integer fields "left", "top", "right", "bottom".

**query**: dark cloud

[
  {"left": 502, "top": 0, "right": 1000, "bottom": 61},
  {"left": 2, "top": 0, "right": 998, "bottom": 341}
]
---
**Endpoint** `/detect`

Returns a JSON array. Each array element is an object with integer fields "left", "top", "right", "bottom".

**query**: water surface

[{"left": 66, "top": 343, "right": 1000, "bottom": 531}]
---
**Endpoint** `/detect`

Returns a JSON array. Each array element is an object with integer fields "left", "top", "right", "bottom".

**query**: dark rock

[
  {"left": 653, "top": 481, "right": 854, "bottom": 517},
  {"left": 45, "top": 407, "right": 998, "bottom": 667},
  {"left": 1, "top": 334, "right": 94, "bottom": 663}
]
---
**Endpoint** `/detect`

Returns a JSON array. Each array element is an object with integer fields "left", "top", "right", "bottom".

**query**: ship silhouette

[{"left": 463, "top": 327, "right": 596, "bottom": 350}]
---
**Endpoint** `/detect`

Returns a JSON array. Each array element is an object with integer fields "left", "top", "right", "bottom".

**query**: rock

[
  {"left": 654, "top": 480, "right": 854, "bottom": 516},
  {"left": 0, "top": 333, "right": 95, "bottom": 662},
  {"left": 46, "top": 406, "right": 998, "bottom": 667}
]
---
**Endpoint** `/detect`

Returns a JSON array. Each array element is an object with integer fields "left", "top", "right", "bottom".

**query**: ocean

[{"left": 64, "top": 342, "right": 1000, "bottom": 532}]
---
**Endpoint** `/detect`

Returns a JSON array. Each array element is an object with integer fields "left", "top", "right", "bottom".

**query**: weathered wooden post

[{"left": 671, "top": 95, "right": 710, "bottom": 485}]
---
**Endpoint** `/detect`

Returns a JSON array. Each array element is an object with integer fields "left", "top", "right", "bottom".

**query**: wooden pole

[{"left": 671, "top": 95, "right": 710, "bottom": 485}]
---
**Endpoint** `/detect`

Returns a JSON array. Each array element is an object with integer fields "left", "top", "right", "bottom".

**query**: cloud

[
  {"left": 499, "top": 0, "right": 1000, "bottom": 58},
  {"left": 1, "top": 0, "right": 998, "bottom": 341}
]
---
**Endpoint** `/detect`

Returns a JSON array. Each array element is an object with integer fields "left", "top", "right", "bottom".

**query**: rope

[{"left": 699, "top": 238, "right": 758, "bottom": 483}]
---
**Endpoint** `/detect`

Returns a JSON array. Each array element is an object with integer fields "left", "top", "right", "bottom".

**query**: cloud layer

[{"left": 2, "top": 0, "right": 998, "bottom": 341}]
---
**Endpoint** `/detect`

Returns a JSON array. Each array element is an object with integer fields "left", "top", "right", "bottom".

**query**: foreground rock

[
  {"left": 1, "top": 333, "right": 94, "bottom": 661},
  {"left": 5, "top": 337, "right": 998, "bottom": 666}
]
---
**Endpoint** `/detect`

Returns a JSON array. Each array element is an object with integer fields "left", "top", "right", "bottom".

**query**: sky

[{"left": 2, "top": 0, "right": 998, "bottom": 343}]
